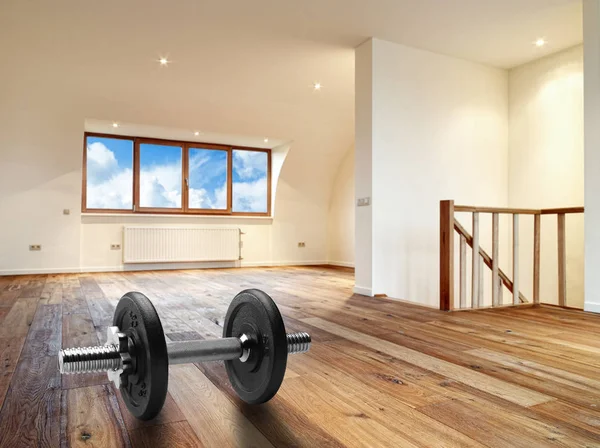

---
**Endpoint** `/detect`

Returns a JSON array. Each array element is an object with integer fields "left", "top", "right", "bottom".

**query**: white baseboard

[
  {"left": 0, "top": 260, "right": 331, "bottom": 276},
  {"left": 327, "top": 261, "right": 355, "bottom": 268},
  {"left": 0, "top": 267, "right": 82, "bottom": 275},
  {"left": 584, "top": 302, "right": 600, "bottom": 314},
  {"left": 84, "top": 261, "right": 239, "bottom": 272},
  {"left": 240, "top": 260, "right": 328, "bottom": 267},
  {"left": 353, "top": 285, "right": 373, "bottom": 296}
]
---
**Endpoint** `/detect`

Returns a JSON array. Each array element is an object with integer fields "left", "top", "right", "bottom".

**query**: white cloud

[
  {"left": 189, "top": 182, "right": 227, "bottom": 209},
  {"left": 215, "top": 183, "right": 227, "bottom": 209},
  {"left": 189, "top": 153, "right": 211, "bottom": 174},
  {"left": 87, "top": 168, "right": 133, "bottom": 209},
  {"left": 87, "top": 142, "right": 119, "bottom": 183},
  {"left": 189, "top": 187, "right": 210, "bottom": 209},
  {"left": 233, "top": 178, "right": 267, "bottom": 212},
  {"left": 233, "top": 150, "right": 267, "bottom": 180},
  {"left": 86, "top": 142, "right": 133, "bottom": 209},
  {"left": 139, "top": 163, "right": 182, "bottom": 208}
]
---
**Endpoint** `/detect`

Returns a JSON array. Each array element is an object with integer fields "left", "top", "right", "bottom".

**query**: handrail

[
  {"left": 454, "top": 206, "right": 539, "bottom": 214},
  {"left": 540, "top": 207, "right": 584, "bottom": 215},
  {"left": 454, "top": 205, "right": 585, "bottom": 215}
]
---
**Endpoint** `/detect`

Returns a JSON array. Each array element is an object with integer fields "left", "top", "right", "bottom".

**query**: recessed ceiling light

[
  {"left": 535, "top": 38, "right": 546, "bottom": 47},
  {"left": 194, "top": 131, "right": 200, "bottom": 136},
  {"left": 112, "top": 122, "right": 119, "bottom": 128},
  {"left": 313, "top": 82, "right": 322, "bottom": 91},
  {"left": 264, "top": 138, "right": 269, "bottom": 143},
  {"left": 159, "top": 57, "right": 169, "bottom": 66}
]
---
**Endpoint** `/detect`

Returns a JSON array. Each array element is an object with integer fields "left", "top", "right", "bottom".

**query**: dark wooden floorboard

[{"left": 0, "top": 266, "right": 599, "bottom": 447}]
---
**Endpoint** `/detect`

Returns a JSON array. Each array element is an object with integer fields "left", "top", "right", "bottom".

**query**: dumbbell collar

[{"left": 105, "top": 326, "right": 134, "bottom": 389}]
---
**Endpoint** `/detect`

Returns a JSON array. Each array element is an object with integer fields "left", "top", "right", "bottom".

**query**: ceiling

[
  {"left": 63, "top": 0, "right": 583, "bottom": 70},
  {"left": 0, "top": 0, "right": 583, "bottom": 204},
  {"left": 172, "top": 0, "right": 583, "bottom": 69}
]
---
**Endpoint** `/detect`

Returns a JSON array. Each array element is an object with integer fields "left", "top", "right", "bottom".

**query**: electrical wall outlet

[
  {"left": 298, "top": 242, "right": 306, "bottom": 248},
  {"left": 29, "top": 244, "right": 42, "bottom": 251},
  {"left": 110, "top": 244, "right": 121, "bottom": 250},
  {"left": 357, "top": 197, "right": 371, "bottom": 207}
]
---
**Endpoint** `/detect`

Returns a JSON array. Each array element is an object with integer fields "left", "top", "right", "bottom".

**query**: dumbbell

[{"left": 58, "top": 289, "right": 311, "bottom": 420}]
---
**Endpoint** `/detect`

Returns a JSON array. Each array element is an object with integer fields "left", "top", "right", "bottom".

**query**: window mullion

[
  {"left": 133, "top": 137, "right": 140, "bottom": 213},
  {"left": 227, "top": 147, "right": 233, "bottom": 214},
  {"left": 183, "top": 144, "right": 190, "bottom": 213}
]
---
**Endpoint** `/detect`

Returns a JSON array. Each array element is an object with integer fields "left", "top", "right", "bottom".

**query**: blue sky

[
  {"left": 86, "top": 137, "right": 133, "bottom": 209},
  {"left": 189, "top": 148, "right": 227, "bottom": 209},
  {"left": 86, "top": 136, "right": 268, "bottom": 212},
  {"left": 232, "top": 150, "right": 268, "bottom": 212},
  {"left": 138, "top": 143, "right": 183, "bottom": 208}
]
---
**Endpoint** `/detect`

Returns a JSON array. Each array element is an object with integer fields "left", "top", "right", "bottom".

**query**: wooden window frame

[
  {"left": 82, "top": 132, "right": 272, "bottom": 217},
  {"left": 186, "top": 143, "right": 232, "bottom": 214},
  {"left": 231, "top": 146, "right": 272, "bottom": 217},
  {"left": 135, "top": 138, "right": 186, "bottom": 214},
  {"left": 81, "top": 132, "right": 136, "bottom": 214}
]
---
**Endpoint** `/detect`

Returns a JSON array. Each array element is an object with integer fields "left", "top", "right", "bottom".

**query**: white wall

[
  {"left": 327, "top": 147, "right": 355, "bottom": 267},
  {"left": 0, "top": 1, "right": 354, "bottom": 275},
  {"left": 356, "top": 38, "right": 509, "bottom": 306},
  {"left": 77, "top": 140, "right": 301, "bottom": 272},
  {"left": 354, "top": 41, "right": 375, "bottom": 295},
  {"left": 508, "top": 45, "right": 584, "bottom": 308},
  {"left": 584, "top": 0, "right": 600, "bottom": 313}
]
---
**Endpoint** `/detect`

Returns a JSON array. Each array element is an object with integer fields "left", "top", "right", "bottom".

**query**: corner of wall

[{"left": 326, "top": 146, "right": 355, "bottom": 267}]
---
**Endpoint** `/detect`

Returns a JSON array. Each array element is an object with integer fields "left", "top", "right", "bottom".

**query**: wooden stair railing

[
  {"left": 439, "top": 200, "right": 584, "bottom": 311},
  {"left": 453, "top": 220, "right": 528, "bottom": 305}
]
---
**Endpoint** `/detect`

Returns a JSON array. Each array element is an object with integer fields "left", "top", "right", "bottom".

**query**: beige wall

[
  {"left": 508, "top": 45, "right": 584, "bottom": 307},
  {"left": 356, "top": 38, "right": 509, "bottom": 304},
  {"left": 584, "top": 0, "right": 600, "bottom": 314},
  {"left": 327, "top": 147, "right": 355, "bottom": 267},
  {"left": 0, "top": 1, "right": 353, "bottom": 274},
  {"left": 324, "top": 42, "right": 585, "bottom": 309}
]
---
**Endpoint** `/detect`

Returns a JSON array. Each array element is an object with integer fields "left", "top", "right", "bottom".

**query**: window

[
  {"left": 188, "top": 147, "right": 228, "bottom": 211},
  {"left": 84, "top": 135, "right": 134, "bottom": 210},
  {"left": 138, "top": 141, "right": 183, "bottom": 210},
  {"left": 232, "top": 149, "right": 269, "bottom": 213},
  {"left": 82, "top": 133, "right": 270, "bottom": 216}
]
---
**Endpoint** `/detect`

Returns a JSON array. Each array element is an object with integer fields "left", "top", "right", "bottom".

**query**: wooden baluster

[
  {"left": 558, "top": 213, "right": 566, "bottom": 307},
  {"left": 439, "top": 200, "right": 455, "bottom": 311},
  {"left": 513, "top": 214, "right": 519, "bottom": 305},
  {"left": 533, "top": 214, "right": 541, "bottom": 305},
  {"left": 472, "top": 212, "right": 480, "bottom": 308},
  {"left": 459, "top": 235, "right": 467, "bottom": 309},
  {"left": 498, "top": 276, "right": 503, "bottom": 304},
  {"left": 492, "top": 213, "right": 499, "bottom": 307},
  {"left": 479, "top": 256, "right": 484, "bottom": 306}
]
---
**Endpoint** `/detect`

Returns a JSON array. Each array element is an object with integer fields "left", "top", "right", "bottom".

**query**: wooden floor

[{"left": 0, "top": 267, "right": 600, "bottom": 447}]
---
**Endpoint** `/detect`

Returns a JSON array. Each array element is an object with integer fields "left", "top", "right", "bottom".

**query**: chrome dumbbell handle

[
  {"left": 59, "top": 328, "right": 311, "bottom": 375},
  {"left": 167, "top": 332, "right": 311, "bottom": 364},
  {"left": 167, "top": 337, "right": 247, "bottom": 365}
]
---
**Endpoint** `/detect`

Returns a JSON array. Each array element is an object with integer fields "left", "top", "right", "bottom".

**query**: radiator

[{"left": 123, "top": 226, "right": 241, "bottom": 264}]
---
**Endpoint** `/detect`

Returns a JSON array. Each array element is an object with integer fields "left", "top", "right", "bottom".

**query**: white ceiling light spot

[
  {"left": 534, "top": 38, "right": 546, "bottom": 47},
  {"left": 112, "top": 122, "right": 119, "bottom": 128},
  {"left": 194, "top": 131, "right": 200, "bottom": 136},
  {"left": 159, "top": 57, "right": 169, "bottom": 66},
  {"left": 264, "top": 138, "right": 269, "bottom": 143},
  {"left": 313, "top": 82, "right": 322, "bottom": 91}
]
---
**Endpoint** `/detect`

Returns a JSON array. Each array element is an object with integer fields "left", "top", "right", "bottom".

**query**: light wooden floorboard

[{"left": 0, "top": 266, "right": 599, "bottom": 447}]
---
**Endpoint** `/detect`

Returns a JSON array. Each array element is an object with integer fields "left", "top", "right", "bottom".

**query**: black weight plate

[
  {"left": 113, "top": 292, "right": 168, "bottom": 420},
  {"left": 223, "top": 289, "right": 287, "bottom": 404}
]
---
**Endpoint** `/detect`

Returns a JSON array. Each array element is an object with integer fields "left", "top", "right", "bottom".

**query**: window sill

[{"left": 81, "top": 213, "right": 273, "bottom": 222}]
